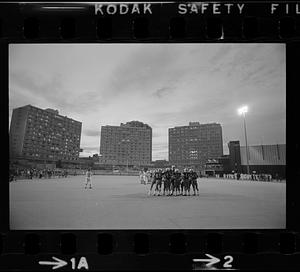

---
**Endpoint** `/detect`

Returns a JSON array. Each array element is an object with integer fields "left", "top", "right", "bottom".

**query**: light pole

[{"left": 238, "top": 105, "right": 250, "bottom": 174}]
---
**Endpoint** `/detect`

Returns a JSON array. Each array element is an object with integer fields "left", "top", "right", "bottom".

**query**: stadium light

[
  {"left": 238, "top": 105, "right": 248, "bottom": 116},
  {"left": 238, "top": 105, "right": 250, "bottom": 174}
]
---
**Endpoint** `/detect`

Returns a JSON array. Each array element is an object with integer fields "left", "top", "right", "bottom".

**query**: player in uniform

[
  {"left": 146, "top": 170, "right": 152, "bottom": 184},
  {"left": 85, "top": 168, "right": 92, "bottom": 189},
  {"left": 139, "top": 170, "right": 145, "bottom": 184},
  {"left": 187, "top": 169, "right": 194, "bottom": 196},
  {"left": 148, "top": 169, "right": 157, "bottom": 195},
  {"left": 190, "top": 169, "right": 199, "bottom": 195},
  {"left": 169, "top": 165, "right": 176, "bottom": 195},
  {"left": 162, "top": 168, "right": 171, "bottom": 196},
  {"left": 154, "top": 169, "right": 163, "bottom": 196},
  {"left": 180, "top": 170, "right": 185, "bottom": 195},
  {"left": 173, "top": 169, "right": 182, "bottom": 196},
  {"left": 182, "top": 169, "right": 190, "bottom": 196}
]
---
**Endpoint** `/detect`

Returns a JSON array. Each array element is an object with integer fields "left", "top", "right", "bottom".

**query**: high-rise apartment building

[
  {"left": 169, "top": 122, "right": 223, "bottom": 169},
  {"left": 9, "top": 105, "right": 82, "bottom": 163},
  {"left": 100, "top": 121, "right": 152, "bottom": 167}
]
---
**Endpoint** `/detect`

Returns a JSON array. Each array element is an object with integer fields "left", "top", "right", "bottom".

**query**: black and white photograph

[{"left": 9, "top": 43, "right": 286, "bottom": 229}]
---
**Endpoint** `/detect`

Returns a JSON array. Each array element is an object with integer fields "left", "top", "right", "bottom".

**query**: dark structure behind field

[{"left": 205, "top": 141, "right": 286, "bottom": 178}]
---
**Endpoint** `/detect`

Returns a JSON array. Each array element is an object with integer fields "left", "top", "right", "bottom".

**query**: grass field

[{"left": 9, "top": 175, "right": 286, "bottom": 229}]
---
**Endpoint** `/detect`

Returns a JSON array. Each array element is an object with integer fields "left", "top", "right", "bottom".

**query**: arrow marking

[
  {"left": 193, "top": 254, "right": 220, "bottom": 266},
  {"left": 39, "top": 256, "right": 68, "bottom": 270}
]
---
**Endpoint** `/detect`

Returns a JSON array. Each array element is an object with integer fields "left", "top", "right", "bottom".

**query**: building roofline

[
  {"left": 169, "top": 122, "right": 221, "bottom": 129},
  {"left": 13, "top": 104, "right": 81, "bottom": 124},
  {"left": 240, "top": 143, "right": 286, "bottom": 148}
]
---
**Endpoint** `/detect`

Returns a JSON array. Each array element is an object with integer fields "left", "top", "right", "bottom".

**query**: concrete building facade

[
  {"left": 100, "top": 121, "right": 152, "bottom": 167},
  {"left": 9, "top": 105, "right": 82, "bottom": 163},
  {"left": 169, "top": 122, "right": 223, "bottom": 169}
]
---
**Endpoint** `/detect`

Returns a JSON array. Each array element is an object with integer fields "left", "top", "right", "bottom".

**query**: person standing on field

[{"left": 85, "top": 168, "right": 93, "bottom": 189}]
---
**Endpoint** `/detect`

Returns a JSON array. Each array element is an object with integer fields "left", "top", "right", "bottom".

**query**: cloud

[
  {"left": 102, "top": 45, "right": 188, "bottom": 101},
  {"left": 153, "top": 150, "right": 168, "bottom": 160},
  {"left": 83, "top": 129, "right": 100, "bottom": 137},
  {"left": 152, "top": 131, "right": 163, "bottom": 138},
  {"left": 153, "top": 86, "right": 173, "bottom": 98},
  {"left": 10, "top": 70, "right": 63, "bottom": 101},
  {"left": 209, "top": 44, "right": 232, "bottom": 64},
  {"left": 152, "top": 143, "right": 168, "bottom": 151},
  {"left": 9, "top": 44, "right": 286, "bottom": 161},
  {"left": 10, "top": 70, "right": 105, "bottom": 115}
]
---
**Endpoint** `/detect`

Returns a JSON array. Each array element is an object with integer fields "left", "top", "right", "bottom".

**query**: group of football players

[{"left": 147, "top": 166, "right": 199, "bottom": 196}]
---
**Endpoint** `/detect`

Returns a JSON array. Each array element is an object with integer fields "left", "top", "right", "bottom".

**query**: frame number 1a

[{"left": 70, "top": 257, "right": 89, "bottom": 270}]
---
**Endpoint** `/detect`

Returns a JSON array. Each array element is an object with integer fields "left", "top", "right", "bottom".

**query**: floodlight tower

[{"left": 238, "top": 106, "right": 250, "bottom": 174}]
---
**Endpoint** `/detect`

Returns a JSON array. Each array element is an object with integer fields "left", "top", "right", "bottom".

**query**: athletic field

[{"left": 10, "top": 176, "right": 286, "bottom": 229}]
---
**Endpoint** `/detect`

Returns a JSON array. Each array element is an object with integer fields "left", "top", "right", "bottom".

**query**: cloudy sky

[{"left": 9, "top": 43, "right": 286, "bottom": 160}]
